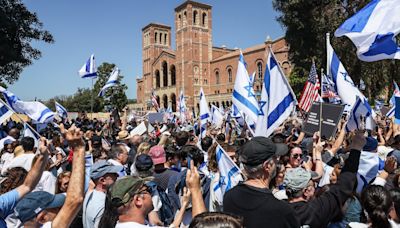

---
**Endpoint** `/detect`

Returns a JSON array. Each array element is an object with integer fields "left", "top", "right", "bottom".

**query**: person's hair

[
  {"left": 189, "top": 212, "right": 244, "bottom": 228},
  {"left": 201, "top": 136, "right": 213, "bottom": 152},
  {"left": 0, "top": 167, "right": 28, "bottom": 194},
  {"left": 175, "top": 131, "right": 190, "bottom": 147},
  {"left": 137, "top": 142, "right": 151, "bottom": 155},
  {"left": 108, "top": 144, "right": 126, "bottom": 160},
  {"left": 55, "top": 171, "right": 71, "bottom": 194},
  {"left": 92, "top": 147, "right": 103, "bottom": 162},
  {"left": 390, "top": 189, "right": 400, "bottom": 220},
  {"left": 207, "top": 143, "right": 219, "bottom": 173},
  {"left": 361, "top": 185, "right": 392, "bottom": 228},
  {"left": 20, "top": 136, "right": 35, "bottom": 151},
  {"left": 165, "top": 145, "right": 176, "bottom": 161},
  {"left": 216, "top": 133, "right": 225, "bottom": 143},
  {"left": 272, "top": 133, "right": 286, "bottom": 144},
  {"left": 393, "top": 173, "right": 400, "bottom": 188},
  {"left": 180, "top": 144, "right": 204, "bottom": 166},
  {"left": 99, "top": 189, "right": 119, "bottom": 228},
  {"left": 52, "top": 134, "right": 62, "bottom": 148}
]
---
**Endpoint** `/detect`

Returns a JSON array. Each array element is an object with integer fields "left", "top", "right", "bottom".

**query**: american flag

[
  {"left": 151, "top": 89, "right": 159, "bottom": 111},
  {"left": 298, "top": 62, "right": 321, "bottom": 112}
]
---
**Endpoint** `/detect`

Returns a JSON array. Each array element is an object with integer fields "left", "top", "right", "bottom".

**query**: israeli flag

[
  {"left": 199, "top": 88, "right": 210, "bottom": 138},
  {"left": 249, "top": 72, "right": 255, "bottom": 86},
  {"left": 55, "top": 101, "right": 68, "bottom": 118},
  {"left": 0, "top": 87, "right": 54, "bottom": 123},
  {"left": 374, "top": 100, "right": 383, "bottom": 112},
  {"left": 395, "top": 93, "right": 400, "bottom": 124},
  {"left": 179, "top": 89, "right": 186, "bottom": 123},
  {"left": 232, "top": 53, "right": 259, "bottom": 124},
  {"left": 24, "top": 123, "right": 39, "bottom": 149},
  {"left": 78, "top": 54, "right": 97, "bottom": 78},
  {"left": 390, "top": 81, "right": 399, "bottom": 106},
  {"left": 213, "top": 144, "right": 243, "bottom": 205},
  {"left": 0, "top": 102, "right": 13, "bottom": 125},
  {"left": 255, "top": 50, "right": 296, "bottom": 137},
  {"left": 387, "top": 106, "right": 395, "bottom": 118},
  {"left": 210, "top": 105, "right": 224, "bottom": 128},
  {"left": 335, "top": 0, "right": 400, "bottom": 62},
  {"left": 98, "top": 67, "right": 119, "bottom": 97},
  {"left": 357, "top": 151, "right": 384, "bottom": 193},
  {"left": 346, "top": 96, "right": 372, "bottom": 132},
  {"left": 230, "top": 104, "right": 242, "bottom": 119}
]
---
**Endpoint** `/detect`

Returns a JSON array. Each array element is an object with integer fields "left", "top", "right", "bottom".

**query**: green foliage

[
  {"left": 273, "top": 0, "right": 400, "bottom": 101},
  {"left": 0, "top": 0, "right": 54, "bottom": 84},
  {"left": 288, "top": 67, "right": 307, "bottom": 99},
  {"left": 94, "top": 62, "right": 128, "bottom": 111}
]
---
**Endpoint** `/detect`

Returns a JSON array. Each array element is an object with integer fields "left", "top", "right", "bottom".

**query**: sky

[{"left": 11, "top": 0, "right": 285, "bottom": 101}]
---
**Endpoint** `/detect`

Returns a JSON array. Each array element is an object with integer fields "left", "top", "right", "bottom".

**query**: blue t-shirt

[{"left": 0, "top": 189, "right": 20, "bottom": 228}]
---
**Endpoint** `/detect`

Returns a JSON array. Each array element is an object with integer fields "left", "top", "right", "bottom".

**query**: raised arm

[
  {"left": 16, "top": 138, "right": 49, "bottom": 197},
  {"left": 186, "top": 161, "right": 206, "bottom": 218},
  {"left": 52, "top": 126, "right": 85, "bottom": 228}
]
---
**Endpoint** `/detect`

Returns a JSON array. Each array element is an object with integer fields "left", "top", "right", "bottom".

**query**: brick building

[{"left": 136, "top": 0, "right": 292, "bottom": 114}]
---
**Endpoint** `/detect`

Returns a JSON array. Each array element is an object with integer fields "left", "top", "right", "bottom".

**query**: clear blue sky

[{"left": 11, "top": 0, "right": 284, "bottom": 101}]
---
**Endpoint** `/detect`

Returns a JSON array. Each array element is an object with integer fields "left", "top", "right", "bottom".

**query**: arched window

[
  {"left": 162, "top": 94, "right": 168, "bottom": 109},
  {"left": 216, "top": 102, "right": 220, "bottom": 108},
  {"left": 159, "top": 33, "right": 163, "bottom": 45},
  {"left": 257, "top": 62, "right": 263, "bottom": 79},
  {"left": 216, "top": 71, "right": 220, "bottom": 84},
  {"left": 155, "top": 70, "right": 160, "bottom": 88},
  {"left": 202, "top": 13, "right": 207, "bottom": 27},
  {"left": 222, "top": 101, "right": 225, "bottom": 108},
  {"left": 155, "top": 32, "right": 158, "bottom": 43},
  {"left": 156, "top": 96, "right": 160, "bottom": 107},
  {"left": 183, "top": 11, "right": 187, "bottom": 26},
  {"left": 170, "top": 93, "right": 176, "bottom": 112},
  {"left": 170, "top": 65, "right": 176, "bottom": 85},
  {"left": 193, "top": 10, "right": 198, "bottom": 25},
  {"left": 164, "top": 34, "right": 167, "bottom": 45},
  {"left": 178, "top": 14, "right": 182, "bottom": 29},
  {"left": 162, "top": 61, "right": 168, "bottom": 87},
  {"left": 228, "top": 68, "right": 232, "bottom": 83}
]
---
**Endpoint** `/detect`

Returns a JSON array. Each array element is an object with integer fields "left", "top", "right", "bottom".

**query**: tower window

[
  {"left": 216, "top": 71, "right": 220, "bottom": 84},
  {"left": 155, "top": 32, "right": 158, "bottom": 43},
  {"left": 193, "top": 10, "right": 198, "bottom": 25},
  {"left": 257, "top": 62, "right": 263, "bottom": 79},
  {"left": 228, "top": 68, "right": 232, "bottom": 83},
  {"left": 202, "top": 13, "right": 207, "bottom": 27}
]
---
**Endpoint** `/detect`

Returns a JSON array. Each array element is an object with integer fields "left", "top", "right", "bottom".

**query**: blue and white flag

[
  {"left": 321, "top": 73, "right": 341, "bottom": 104},
  {"left": 357, "top": 151, "right": 384, "bottom": 193},
  {"left": 98, "top": 67, "right": 119, "bottom": 97},
  {"left": 199, "top": 88, "right": 210, "bottom": 138},
  {"left": 232, "top": 52, "right": 259, "bottom": 124},
  {"left": 210, "top": 105, "right": 224, "bottom": 128},
  {"left": 0, "top": 87, "right": 54, "bottom": 123},
  {"left": 395, "top": 93, "right": 400, "bottom": 124},
  {"left": 249, "top": 72, "right": 255, "bottom": 86},
  {"left": 78, "top": 54, "right": 97, "bottom": 78},
  {"left": 230, "top": 104, "right": 242, "bottom": 119},
  {"left": 55, "top": 101, "right": 68, "bottom": 118},
  {"left": 335, "top": 0, "right": 400, "bottom": 62},
  {"left": 387, "top": 106, "right": 395, "bottom": 118},
  {"left": 24, "top": 123, "right": 39, "bottom": 149},
  {"left": 390, "top": 81, "right": 399, "bottom": 106},
  {"left": 0, "top": 102, "right": 13, "bottom": 125},
  {"left": 374, "top": 99, "right": 384, "bottom": 112},
  {"left": 346, "top": 96, "right": 372, "bottom": 132},
  {"left": 213, "top": 144, "right": 243, "bottom": 205},
  {"left": 359, "top": 79, "right": 366, "bottom": 91},
  {"left": 255, "top": 50, "right": 296, "bottom": 137},
  {"left": 179, "top": 89, "right": 186, "bottom": 123}
]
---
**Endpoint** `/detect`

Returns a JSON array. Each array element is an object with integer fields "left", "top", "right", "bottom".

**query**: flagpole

[
  {"left": 326, "top": 33, "right": 330, "bottom": 78},
  {"left": 0, "top": 98, "right": 42, "bottom": 137},
  {"left": 91, "top": 78, "right": 94, "bottom": 120},
  {"left": 318, "top": 64, "right": 323, "bottom": 137}
]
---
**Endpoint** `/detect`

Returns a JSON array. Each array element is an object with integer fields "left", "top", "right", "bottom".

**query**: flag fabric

[
  {"left": 374, "top": 99, "right": 384, "bottom": 112},
  {"left": 346, "top": 96, "right": 372, "bottom": 132},
  {"left": 0, "top": 102, "right": 13, "bottom": 125},
  {"left": 298, "top": 61, "right": 321, "bottom": 112},
  {"left": 210, "top": 105, "right": 224, "bottom": 128},
  {"left": 98, "top": 67, "right": 119, "bottom": 97},
  {"left": 78, "top": 54, "right": 97, "bottom": 78},
  {"left": 249, "top": 72, "right": 255, "bottom": 86},
  {"left": 0, "top": 87, "right": 54, "bottom": 123},
  {"left": 230, "top": 104, "right": 242, "bottom": 119},
  {"left": 232, "top": 52, "right": 259, "bottom": 124},
  {"left": 179, "top": 89, "right": 186, "bottom": 123},
  {"left": 395, "top": 93, "right": 400, "bottom": 124},
  {"left": 387, "top": 106, "right": 395, "bottom": 118},
  {"left": 359, "top": 79, "right": 366, "bottom": 91},
  {"left": 24, "top": 123, "right": 39, "bottom": 149},
  {"left": 390, "top": 81, "right": 399, "bottom": 106},
  {"left": 151, "top": 89, "right": 159, "bottom": 112},
  {"left": 212, "top": 144, "right": 243, "bottom": 205},
  {"left": 55, "top": 101, "right": 68, "bottom": 118},
  {"left": 356, "top": 151, "right": 383, "bottom": 193},
  {"left": 199, "top": 88, "right": 210, "bottom": 138},
  {"left": 335, "top": 0, "right": 400, "bottom": 62},
  {"left": 321, "top": 73, "right": 341, "bottom": 104},
  {"left": 255, "top": 50, "right": 297, "bottom": 137}
]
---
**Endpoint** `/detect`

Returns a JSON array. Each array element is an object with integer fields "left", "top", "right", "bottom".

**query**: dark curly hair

[{"left": 0, "top": 167, "right": 28, "bottom": 194}]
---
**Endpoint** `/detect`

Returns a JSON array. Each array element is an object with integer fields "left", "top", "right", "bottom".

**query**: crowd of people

[{"left": 1, "top": 108, "right": 400, "bottom": 228}]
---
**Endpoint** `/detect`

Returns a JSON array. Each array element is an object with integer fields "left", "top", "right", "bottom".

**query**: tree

[
  {"left": 94, "top": 62, "right": 128, "bottom": 111},
  {"left": 0, "top": 0, "right": 54, "bottom": 84},
  {"left": 273, "top": 0, "right": 399, "bottom": 100}
]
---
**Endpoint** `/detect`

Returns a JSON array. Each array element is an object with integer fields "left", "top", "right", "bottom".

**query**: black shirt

[{"left": 224, "top": 184, "right": 300, "bottom": 228}]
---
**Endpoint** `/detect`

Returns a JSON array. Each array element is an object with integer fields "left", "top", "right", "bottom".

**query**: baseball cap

[
  {"left": 135, "top": 154, "right": 154, "bottom": 177},
  {"left": 149, "top": 145, "right": 166, "bottom": 165},
  {"left": 109, "top": 175, "right": 153, "bottom": 208},
  {"left": 90, "top": 160, "right": 122, "bottom": 180},
  {"left": 283, "top": 167, "right": 313, "bottom": 191},
  {"left": 363, "top": 136, "right": 378, "bottom": 152},
  {"left": 240, "top": 136, "right": 288, "bottom": 166},
  {"left": 15, "top": 191, "right": 66, "bottom": 223},
  {"left": 91, "top": 135, "right": 102, "bottom": 146}
]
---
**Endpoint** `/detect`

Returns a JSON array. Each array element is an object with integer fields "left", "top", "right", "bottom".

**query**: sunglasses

[
  {"left": 292, "top": 154, "right": 303, "bottom": 159},
  {"left": 138, "top": 185, "right": 153, "bottom": 196}
]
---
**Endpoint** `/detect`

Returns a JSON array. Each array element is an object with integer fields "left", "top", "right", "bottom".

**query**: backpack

[{"left": 147, "top": 181, "right": 175, "bottom": 225}]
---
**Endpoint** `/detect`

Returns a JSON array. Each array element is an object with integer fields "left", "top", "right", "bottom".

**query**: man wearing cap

[
  {"left": 108, "top": 175, "right": 190, "bottom": 228},
  {"left": 82, "top": 160, "right": 120, "bottom": 228},
  {"left": 223, "top": 136, "right": 299, "bottom": 228},
  {"left": 150, "top": 145, "right": 179, "bottom": 191},
  {"left": 285, "top": 132, "right": 366, "bottom": 227}
]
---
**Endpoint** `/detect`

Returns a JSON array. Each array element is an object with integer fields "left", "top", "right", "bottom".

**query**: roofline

[
  {"left": 142, "top": 23, "right": 171, "bottom": 32},
  {"left": 175, "top": 0, "right": 212, "bottom": 12}
]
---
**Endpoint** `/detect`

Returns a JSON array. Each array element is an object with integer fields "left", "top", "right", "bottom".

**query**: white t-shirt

[
  {"left": 2, "top": 153, "right": 35, "bottom": 174},
  {"left": 33, "top": 171, "right": 57, "bottom": 194},
  {"left": 115, "top": 221, "right": 165, "bottom": 228},
  {"left": 0, "top": 152, "right": 13, "bottom": 172},
  {"left": 0, "top": 136, "right": 15, "bottom": 151}
]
